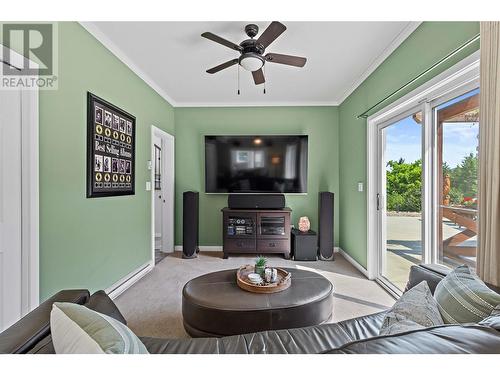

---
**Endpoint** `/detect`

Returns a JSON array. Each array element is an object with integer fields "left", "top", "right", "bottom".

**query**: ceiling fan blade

[
  {"left": 252, "top": 68, "right": 265, "bottom": 85},
  {"left": 265, "top": 53, "right": 307, "bottom": 67},
  {"left": 257, "top": 21, "right": 287, "bottom": 48},
  {"left": 201, "top": 32, "right": 242, "bottom": 52},
  {"left": 206, "top": 59, "right": 239, "bottom": 74}
]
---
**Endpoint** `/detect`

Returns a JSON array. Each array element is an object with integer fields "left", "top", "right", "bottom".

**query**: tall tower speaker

[
  {"left": 318, "top": 192, "right": 334, "bottom": 261},
  {"left": 182, "top": 191, "right": 199, "bottom": 259}
]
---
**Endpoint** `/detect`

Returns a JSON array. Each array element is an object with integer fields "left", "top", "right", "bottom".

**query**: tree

[
  {"left": 442, "top": 161, "right": 452, "bottom": 176},
  {"left": 449, "top": 153, "right": 478, "bottom": 199},
  {"left": 386, "top": 159, "right": 422, "bottom": 212},
  {"left": 385, "top": 152, "right": 478, "bottom": 212}
]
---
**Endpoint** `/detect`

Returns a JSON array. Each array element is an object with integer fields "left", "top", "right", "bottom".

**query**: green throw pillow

[
  {"left": 50, "top": 302, "right": 148, "bottom": 354},
  {"left": 380, "top": 281, "right": 444, "bottom": 335},
  {"left": 434, "top": 265, "right": 500, "bottom": 324}
]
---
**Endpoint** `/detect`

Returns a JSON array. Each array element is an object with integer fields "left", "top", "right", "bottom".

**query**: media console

[{"left": 221, "top": 207, "right": 291, "bottom": 259}]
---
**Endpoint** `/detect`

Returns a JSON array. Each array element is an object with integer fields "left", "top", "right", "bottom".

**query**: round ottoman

[{"left": 182, "top": 267, "right": 334, "bottom": 337}]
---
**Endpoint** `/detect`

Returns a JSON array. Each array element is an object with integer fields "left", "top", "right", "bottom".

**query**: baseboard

[
  {"left": 174, "top": 245, "right": 222, "bottom": 252},
  {"left": 337, "top": 248, "right": 370, "bottom": 278},
  {"left": 105, "top": 262, "right": 153, "bottom": 300}
]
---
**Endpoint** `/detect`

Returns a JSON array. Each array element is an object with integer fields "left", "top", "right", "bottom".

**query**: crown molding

[
  {"left": 79, "top": 22, "right": 178, "bottom": 107},
  {"left": 337, "top": 21, "right": 422, "bottom": 105},
  {"left": 174, "top": 100, "right": 340, "bottom": 108}
]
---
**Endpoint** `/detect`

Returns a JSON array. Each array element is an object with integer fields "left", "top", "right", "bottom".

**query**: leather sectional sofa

[{"left": 1, "top": 264, "right": 500, "bottom": 354}]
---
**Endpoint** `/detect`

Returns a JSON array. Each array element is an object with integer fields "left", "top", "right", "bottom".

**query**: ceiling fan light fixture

[{"left": 239, "top": 53, "right": 264, "bottom": 72}]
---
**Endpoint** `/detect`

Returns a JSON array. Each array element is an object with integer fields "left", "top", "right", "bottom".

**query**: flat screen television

[{"left": 205, "top": 135, "right": 308, "bottom": 193}]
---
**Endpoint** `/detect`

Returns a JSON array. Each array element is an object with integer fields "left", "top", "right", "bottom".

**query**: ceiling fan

[{"left": 201, "top": 22, "right": 307, "bottom": 86}]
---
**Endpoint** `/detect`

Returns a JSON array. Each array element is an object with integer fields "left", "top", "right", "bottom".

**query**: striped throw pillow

[
  {"left": 51, "top": 302, "right": 148, "bottom": 354},
  {"left": 434, "top": 265, "right": 500, "bottom": 324}
]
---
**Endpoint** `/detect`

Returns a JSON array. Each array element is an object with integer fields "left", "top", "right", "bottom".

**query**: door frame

[
  {"left": 150, "top": 126, "right": 174, "bottom": 264},
  {"left": 0, "top": 44, "right": 39, "bottom": 311},
  {"left": 374, "top": 105, "right": 424, "bottom": 296},
  {"left": 367, "top": 51, "right": 479, "bottom": 293}
]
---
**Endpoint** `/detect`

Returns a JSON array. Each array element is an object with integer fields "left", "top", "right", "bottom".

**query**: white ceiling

[{"left": 82, "top": 22, "right": 420, "bottom": 107}]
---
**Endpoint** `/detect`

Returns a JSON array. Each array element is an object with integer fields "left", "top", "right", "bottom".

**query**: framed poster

[{"left": 87, "top": 92, "right": 136, "bottom": 198}]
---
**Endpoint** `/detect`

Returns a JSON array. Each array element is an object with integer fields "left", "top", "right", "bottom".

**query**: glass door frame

[
  {"left": 429, "top": 81, "right": 480, "bottom": 267},
  {"left": 375, "top": 105, "right": 428, "bottom": 296},
  {"left": 366, "top": 52, "right": 480, "bottom": 296}
]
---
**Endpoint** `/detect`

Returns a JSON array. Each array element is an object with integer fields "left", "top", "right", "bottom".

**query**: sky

[{"left": 385, "top": 89, "right": 479, "bottom": 168}]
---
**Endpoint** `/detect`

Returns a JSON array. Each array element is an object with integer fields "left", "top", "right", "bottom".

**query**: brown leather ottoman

[{"left": 182, "top": 267, "right": 334, "bottom": 337}]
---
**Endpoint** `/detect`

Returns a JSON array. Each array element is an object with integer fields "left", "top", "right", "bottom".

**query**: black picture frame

[{"left": 87, "top": 92, "right": 136, "bottom": 198}]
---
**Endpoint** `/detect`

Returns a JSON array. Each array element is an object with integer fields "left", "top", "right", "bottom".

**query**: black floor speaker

[
  {"left": 318, "top": 192, "right": 334, "bottom": 261},
  {"left": 182, "top": 191, "right": 199, "bottom": 259}
]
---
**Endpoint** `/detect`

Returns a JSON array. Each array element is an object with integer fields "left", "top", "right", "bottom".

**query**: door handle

[{"left": 376, "top": 193, "right": 380, "bottom": 211}]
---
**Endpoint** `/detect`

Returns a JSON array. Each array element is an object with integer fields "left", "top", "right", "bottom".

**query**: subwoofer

[
  {"left": 318, "top": 192, "right": 334, "bottom": 261},
  {"left": 183, "top": 191, "right": 199, "bottom": 259},
  {"left": 228, "top": 194, "right": 285, "bottom": 209}
]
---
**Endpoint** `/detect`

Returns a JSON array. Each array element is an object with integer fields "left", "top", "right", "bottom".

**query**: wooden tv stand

[{"left": 221, "top": 207, "right": 291, "bottom": 259}]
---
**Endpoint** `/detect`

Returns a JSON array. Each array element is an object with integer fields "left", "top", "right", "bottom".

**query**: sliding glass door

[
  {"left": 377, "top": 110, "right": 423, "bottom": 292},
  {"left": 374, "top": 85, "right": 479, "bottom": 294},
  {"left": 434, "top": 89, "right": 479, "bottom": 269}
]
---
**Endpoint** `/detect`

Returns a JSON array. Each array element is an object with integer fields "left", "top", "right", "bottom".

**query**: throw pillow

[
  {"left": 379, "top": 281, "right": 444, "bottom": 335},
  {"left": 434, "top": 265, "right": 500, "bottom": 324},
  {"left": 50, "top": 302, "right": 148, "bottom": 354},
  {"left": 479, "top": 304, "right": 500, "bottom": 330}
]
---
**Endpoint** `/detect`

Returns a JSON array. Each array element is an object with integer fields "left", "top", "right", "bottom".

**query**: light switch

[
  {"left": 146, "top": 181, "right": 152, "bottom": 191},
  {"left": 358, "top": 182, "right": 364, "bottom": 192}
]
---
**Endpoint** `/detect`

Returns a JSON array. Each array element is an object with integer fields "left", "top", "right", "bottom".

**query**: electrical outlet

[
  {"left": 147, "top": 160, "right": 152, "bottom": 170},
  {"left": 146, "top": 181, "right": 152, "bottom": 191}
]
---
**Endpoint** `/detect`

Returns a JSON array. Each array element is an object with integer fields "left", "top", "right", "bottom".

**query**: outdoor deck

[{"left": 385, "top": 214, "right": 477, "bottom": 291}]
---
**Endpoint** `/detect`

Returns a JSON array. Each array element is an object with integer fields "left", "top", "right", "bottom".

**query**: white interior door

[
  {"left": 0, "top": 89, "right": 23, "bottom": 331},
  {"left": 151, "top": 126, "right": 174, "bottom": 263},
  {"left": 161, "top": 133, "right": 174, "bottom": 254},
  {"left": 153, "top": 135, "right": 163, "bottom": 251}
]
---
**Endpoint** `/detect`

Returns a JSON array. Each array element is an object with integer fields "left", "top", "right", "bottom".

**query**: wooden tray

[{"left": 236, "top": 265, "right": 291, "bottom": 294}]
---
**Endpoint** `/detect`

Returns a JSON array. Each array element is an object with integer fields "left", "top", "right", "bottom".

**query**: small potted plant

[{"left": 254, "top": 256, "right": 267, "bottom": 277}]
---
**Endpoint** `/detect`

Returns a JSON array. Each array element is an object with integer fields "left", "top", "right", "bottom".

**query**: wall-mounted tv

[{"left": 205, "top": 135, "right": 308, "bottom": 194}]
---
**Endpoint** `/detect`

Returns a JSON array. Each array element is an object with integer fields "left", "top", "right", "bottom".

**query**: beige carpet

[{"left": 115, "top": 251, "right": 395, "bottom": 339}]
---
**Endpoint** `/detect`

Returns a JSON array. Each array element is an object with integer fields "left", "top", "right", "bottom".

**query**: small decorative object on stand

[
  {"left": 254, "top": 256, "right": 267, "bottom": 277},
  {"left": 264, "top": 268, "right": 278, "bottom": 283},
  {"left": 264, "top": 268, "right": 272, "bottom": 283},
  {"left": 298, "top": 216, "right": 311, "bottom": 232}
]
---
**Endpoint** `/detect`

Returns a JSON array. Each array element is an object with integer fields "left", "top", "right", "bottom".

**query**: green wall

[
  {"left": 338, "top": 22, "right": 480, "bottom": 268},
  {"left": 174, "top": 107, "right": 339, "bottom": 246},
  {"left": 38, "top": 23, "right": 175, "bottom": 300}
]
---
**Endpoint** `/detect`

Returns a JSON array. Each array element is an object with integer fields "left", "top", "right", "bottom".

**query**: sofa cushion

[
  {"left": 380, "top": 281, "right": 443, "bottom": 335},
  {"left": 479, "top": 304, "right": 500, "bottom": 331},
  {"left": 28, "top": 291, "right": 127, "bottom": 354},
  {"left": 85, "top": 290, "right": 127, "bottom": 325},
  {"left": 142, "top": 311, "right": 386, "bottom": 354},
  {"left": 325, "top": 324, "right": 500, "bottom": 354},
  {"left": 405, "top": 264, "right": 448, "bottom": 293},
  {"left": 0, "top": 289, "right": 90, "bottom": 354},
  {"left": 50, "top": 302, "right": 147, "bottom": 354},
  {"left": 434, "top": 265, "right": 500, "bottom": 324}
]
